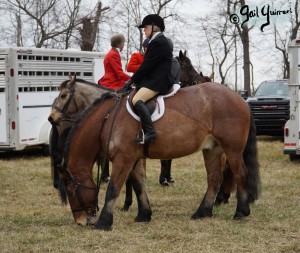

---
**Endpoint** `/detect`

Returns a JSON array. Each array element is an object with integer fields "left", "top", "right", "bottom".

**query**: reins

[{"left": 94, "top": 92, "right": 126, "bottom": 208}]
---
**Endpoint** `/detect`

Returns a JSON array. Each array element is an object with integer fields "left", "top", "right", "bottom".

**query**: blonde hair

[{"left": 111, "top": 34, "right": 126, "bottom": 47}]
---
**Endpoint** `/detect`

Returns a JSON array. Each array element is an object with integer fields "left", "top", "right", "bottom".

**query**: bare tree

[
  {"left": 227, "top": 0, "right": 252, "bottom": 93},
  {"left": 78, "top": 1, "right": 109, "bottom": 51},
  {"left": 5, "top": 0, "right": 85, "bottom": 48}
]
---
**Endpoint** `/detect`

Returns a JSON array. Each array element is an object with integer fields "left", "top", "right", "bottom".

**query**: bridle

[
  {"left": 59, "top": 165, "right": 98, "bottom": 216},
  {"left": 53, "top": 84, "right": 79, "bottom": 121}
]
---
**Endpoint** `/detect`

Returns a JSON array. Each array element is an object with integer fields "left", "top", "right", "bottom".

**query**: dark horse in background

[{"left": 55, "top": 77, "right": 260, "bottom": 230}]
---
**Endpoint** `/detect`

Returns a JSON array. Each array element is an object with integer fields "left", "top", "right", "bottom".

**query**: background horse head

[
  {"left": 48, "top": 75, "right": 112, "bottom": 126},
  {"left": 61, "top": 83, "right": 260, "bottom": 230},
  {"left": 177, "top": 50, "right": 214, "bottom": 87}
]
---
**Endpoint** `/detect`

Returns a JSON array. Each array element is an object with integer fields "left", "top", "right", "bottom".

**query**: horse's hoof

[
  {"left": 101, "top": 176, "right": 110, "bottom": 183},
  {"left": 94, "top": 221, "right": 112, "bottom": 231},
  {"left": 167, "top": 177, "right": 174, "bottom": 183},
  {"left": 134, "top": 214, "right": 151, "bottom": 222},
  {"left": 191, "top": 208, "right": 213, "bottom": 219},
  {"left": 160, "top": 179, "right": 169, "bottom": 186},
  {"left": 233, "top": 213, "right": 247, "bottom": 220}
]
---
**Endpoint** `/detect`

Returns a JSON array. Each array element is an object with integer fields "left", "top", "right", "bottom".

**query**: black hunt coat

[{"left": 130, "top": 33, "right": 174, "bottom": 95}]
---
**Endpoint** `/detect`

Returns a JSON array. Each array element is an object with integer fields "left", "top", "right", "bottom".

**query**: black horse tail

[{"left": 243, "top": 110, "right": 261, "bottom": 203}]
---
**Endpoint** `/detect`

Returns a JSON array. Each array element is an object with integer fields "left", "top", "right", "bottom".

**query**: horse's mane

[
  {"left": 62, "top": 91, "right": 116, "bottom": 167},
  {"left": 59, "top": 78, "right": 113, "bottom": 92}
]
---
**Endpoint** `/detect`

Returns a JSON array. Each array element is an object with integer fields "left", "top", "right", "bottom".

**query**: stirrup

[
  {"left": 135, "top": 129, "right": 156, "bottom": 144},
  {"left": 136, "top": 129, "right": 145, "bottom": 144}
]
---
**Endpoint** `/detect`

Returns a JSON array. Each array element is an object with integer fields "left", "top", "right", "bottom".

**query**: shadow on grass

[{"left": 0, "top": 148, "right": 49, "bottom": 160}]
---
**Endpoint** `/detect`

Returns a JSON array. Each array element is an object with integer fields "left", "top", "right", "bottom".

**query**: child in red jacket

[{"left": 98, "top": 34, "right": 130, "bottom": 90}]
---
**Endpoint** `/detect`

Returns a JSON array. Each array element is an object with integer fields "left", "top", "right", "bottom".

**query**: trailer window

[
  {"left": 44, "top": 87, "right": 50, "bottom": 91},
  {"left": 57, "top": 57, "right": 63, "bottom": 61},
  {"left": 43, "top": 56, "right": 49, "bottom": 60},
  {"left": 36, "top": 56, "right": 42, "bottom": 60},
  {"left": 84, "top": 72, "right": 92, "bottom": 76},
  {"left": 37, "top": 71, "right": 42, "bottom": 76},
  {"left": 0, "top": 88, "right": 5, "bottom": 92},
  {"left": 0, "top": 71, "right": 5, "bottom": 76},
  {"left": 50, "top": 57, "right": 56, "bottom": 61}
]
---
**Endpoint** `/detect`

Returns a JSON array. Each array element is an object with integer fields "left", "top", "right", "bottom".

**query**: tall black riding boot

[{"left": 134, "top": 100, "right": 157, "bottom": 144}]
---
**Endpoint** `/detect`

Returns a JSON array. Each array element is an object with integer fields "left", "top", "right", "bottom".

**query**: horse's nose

[{"left": 48, "top": 115, "right": 54, "bottom": 124}]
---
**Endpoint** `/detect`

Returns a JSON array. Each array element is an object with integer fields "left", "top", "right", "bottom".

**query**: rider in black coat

[{"left": 125, "top": 14, "right": 174, "bottom": 144}]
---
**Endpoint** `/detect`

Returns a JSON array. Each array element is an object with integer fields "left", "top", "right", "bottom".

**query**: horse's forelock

[{"left": 59, "top": 80, "right": 69, "bottom": 90}]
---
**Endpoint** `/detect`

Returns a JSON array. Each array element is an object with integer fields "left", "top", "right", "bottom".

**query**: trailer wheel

[{"left": 289, "top": 154, "right": 300, "bottom": 161}]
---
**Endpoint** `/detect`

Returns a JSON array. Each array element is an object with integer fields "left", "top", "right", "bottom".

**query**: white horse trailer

[
  {"left": 284, "top": 39, "right": 300, "bottom": 160},
  {"left": 0, "top": 47, "right": 106, "bottom": 152}
]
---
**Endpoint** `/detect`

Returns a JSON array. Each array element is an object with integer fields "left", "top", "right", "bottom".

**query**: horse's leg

[
  {"left": 130, "top": 159, "right": 152, "bottom": 222},
  {"left": 95, "top": 159, "right": 151, "bottom": 230},
  {"left": 159, "top": 160, "right": 170, "bottom": 186},
  {"left": 215, "top": 156, "right": 235, "bottom": 205},
  {"left": 192, "top": 148, "right": 223, "bottom": 219},
  {"left": 101, "top": 159, "right": 110, "bottom": 183},
  {"left": 226, "top": 154, "right": 250, "bottom": 219},
  {"left": 165, "top": 159, "right": 174, "bottom": 183},
  {"left": 121, "top": 176, "right": 133, "bottom": 211}
]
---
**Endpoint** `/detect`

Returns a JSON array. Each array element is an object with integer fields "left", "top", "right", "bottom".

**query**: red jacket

[
  {"left": 98, "top": 48, "right": 130, "bottom": 90},
  {"left": 126, "top": 52, "right": 144, "bottom": 73}
]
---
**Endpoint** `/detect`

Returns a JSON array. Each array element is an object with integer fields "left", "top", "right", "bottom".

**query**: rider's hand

[{"left": 124, "top": 79, "right": 133, "bottom": 90}]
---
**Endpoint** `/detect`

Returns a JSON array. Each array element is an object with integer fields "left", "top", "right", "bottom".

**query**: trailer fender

[{"left": 39, "top": 121, "right": 52, "bottom": 145}]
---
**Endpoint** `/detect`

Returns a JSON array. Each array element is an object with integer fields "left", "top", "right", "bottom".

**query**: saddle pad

[{"left": 126, "top": 84, "right": 181, "bottom": 122}]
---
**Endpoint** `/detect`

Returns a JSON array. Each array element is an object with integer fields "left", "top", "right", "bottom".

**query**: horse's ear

[
  {"left": 184, "top": 50, "right": 187, "bottom": 57},
  {"left": 179, "top": 50, "right": 183, "bottom": 59},
  {"left": 200, "top": 72, "right": 204, "bottom": 77},
  {"left": 69, "top": 74, "right": 76, "bottom": 86},
  {"left": 209, "top": 72, "right": 214, "bottom": 81}
]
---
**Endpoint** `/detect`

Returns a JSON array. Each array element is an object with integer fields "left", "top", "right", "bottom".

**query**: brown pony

[{"left": 58, "top": 79, "right": 260, "bottom": 230}]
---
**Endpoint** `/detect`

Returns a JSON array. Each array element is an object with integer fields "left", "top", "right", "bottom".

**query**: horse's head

[
  {"left": 177, "top": 50, "right": 213, "bottom": 87},
  {"left": 48, "top": 75, "right": 79, "bottom": 125},
  {"left": 58, "top": 163, "right": 99, "bottom": 226}
]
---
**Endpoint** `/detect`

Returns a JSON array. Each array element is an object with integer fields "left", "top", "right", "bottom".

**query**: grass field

[{"left": 0, "top": 137, "right": 299, "bottom": 253}]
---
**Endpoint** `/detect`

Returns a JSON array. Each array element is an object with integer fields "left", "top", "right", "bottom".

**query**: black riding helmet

[{"left": 138, "top": 14, "right": 165, "bottom": 31}]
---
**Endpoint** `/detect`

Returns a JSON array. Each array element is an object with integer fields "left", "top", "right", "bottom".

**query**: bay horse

[{"left": 58, "top": 80, "right": 260, "bottom": 230}]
